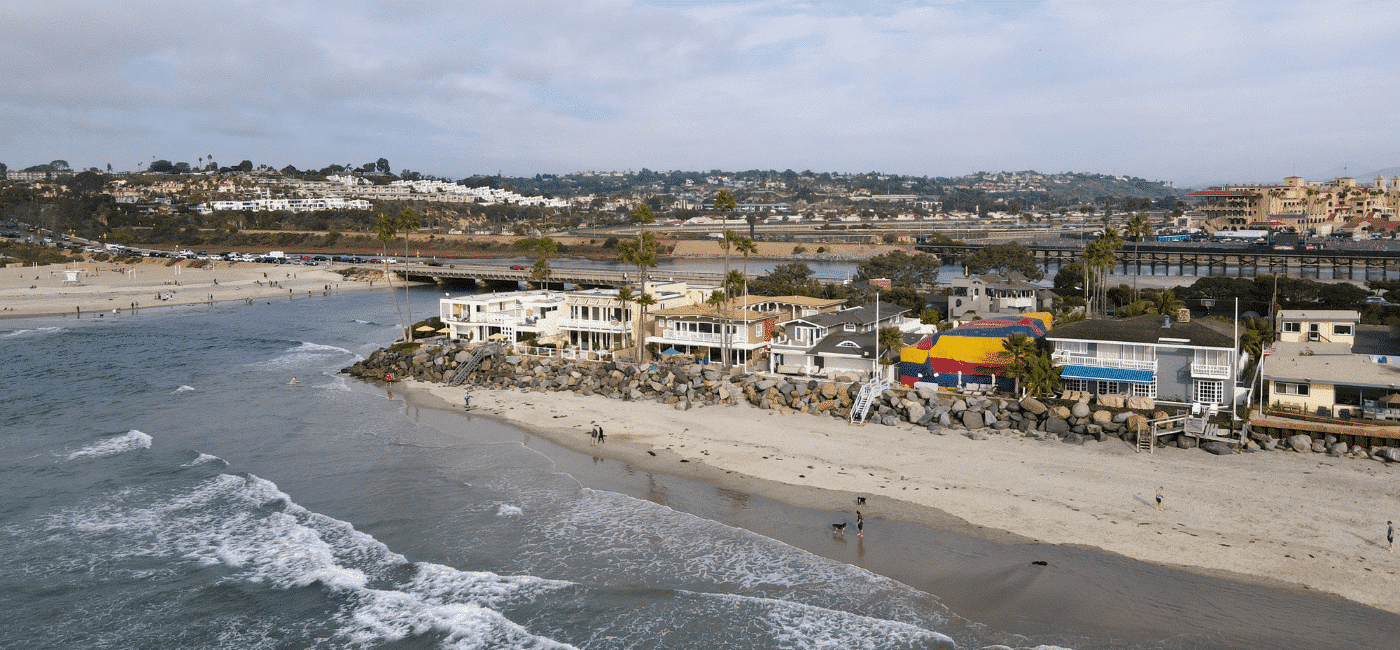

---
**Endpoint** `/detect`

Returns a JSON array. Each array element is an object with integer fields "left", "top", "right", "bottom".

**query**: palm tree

[
  {"left": 616, "top": 285, "right": 634, "bottom": 353},
  {"left": 999, "top": 332, "right": 1037, "bottom": 395},
  {"left": 1148, "top": 289, "right": 1183, "bottom": 317},
  {"left": 397, "top": 208, "right": 421, "bottom": 332},
  {"left": 1020, "top": 351, "right": 1063, "bottom": 398},
  {"left": 375, "top": 213, "right": 407, "bottom": 340},
  {"left": 529, "top": 236, "right": 559, "bottom": 286},
  {"left": 1083, "top": 228, "right": 1121, "bottom": 316},
  {"left": 1126, "top": 214, "right": 1151, "bottom": 302},
  {"left": 706, "top": 290, "right": 727, "bottom": 365},
  {"left": 616, "top": 231, "right": 658, "bottom": 362},
  {"left": 716, "top": 229, "right": 742, "bottom": 368}
]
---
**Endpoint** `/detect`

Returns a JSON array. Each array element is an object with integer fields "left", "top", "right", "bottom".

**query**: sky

[{"left": 3, "top": 0, "right": 1398, "bottom": 187}]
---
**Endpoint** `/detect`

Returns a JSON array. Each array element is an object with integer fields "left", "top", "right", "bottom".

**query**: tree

[
  {"left": 713, "top": 189, "right": 737, "bottom": 218},
  {"left": 617, "top": 231, "right": 659, "bottom": 361},
  {"left": 397, "top": 207, "right": 421, "bottom": 329},
  {"left": 149, "top": 159, "right": 174, "bottom": 173},
  {"left": 963, "top": 242, "right": 1043, "bottom": 280},
  {"left": 878, "top": 326, "right": 904, "bottom": 362},
  {"left": 1126, "top": 213, "right": 1151, "bottom": 301},
  {"left": 375, "top": 213, "right": 407, "bottom": 340},
  {"left": 631, "top": 203, "right": 655, "bottom": 224},
  {"left": 1054, "top": 263, "right": 1085, "bottom": 295},
  {"left": 238, "top": 160, "right": 253, "bottom": 172},
  {"left": 918, "top": 308, "right": 942, "bottom": 325},
  {"left": 1083, "top": 228, "right": 1121, "bottom": 316},
  {"left": 376, "top": 158, "right": 391, "bottom": 174},
  {"left": 1020, "top": 351, "right": 1063, "bottom": 398},
  {"left": 715, "top": 229, "right": 744, "bottom": 368},
  {"left": 998, "top": 332, "right": 1038, "bottom": 395},
  {"left": 529, "top": 236, "right": 559, "bottom": 285},
  {"left": 854, "top": 250, "right": 941, "bottom": 287}
]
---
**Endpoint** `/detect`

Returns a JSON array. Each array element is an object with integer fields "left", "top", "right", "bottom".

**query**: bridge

[
  {"left": 916, "top": 241, "right": 1400, "bottom": 280},
  {"left": 391, "top": 263, "right": 747, "bottom": 288}
]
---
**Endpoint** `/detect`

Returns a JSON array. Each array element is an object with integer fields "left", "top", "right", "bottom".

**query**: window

[
  {"left": 1064, "top": 378, "right": 1090, "bottom": 393},
  {"left": 1275, "top": 381, "right": 1310, "bottom": 396},
  {"left": 1282, "top": 322, "right": 1301, "bottom": 333},
  {"left": 1132, "top": 381, "right": 1157, "bottom": 398},
  {"left": 844, "top": 323, "right": 855, "bottom": 331},
  {"left": 1057, "top": 340, "right": 1089, "bottom": 355},
  {"left": 1097, "top": 381, "right": 1121, "bottom": 395},
  {"left": 1196, "top": 380, "right": 1224, "bottom": 404},
  {"left": 1334, "top": 324, "right": 1353, "bottom": 336}
]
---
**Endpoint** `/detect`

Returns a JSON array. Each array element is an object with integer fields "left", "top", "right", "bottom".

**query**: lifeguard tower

[{"left": 62, "top": 269, "right": 86, "bottom": 287}]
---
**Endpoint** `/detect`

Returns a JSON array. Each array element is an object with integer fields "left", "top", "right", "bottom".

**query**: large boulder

[
  {"left": 907, "top": 402, "right": 927, "bottom": 425},
  {"left": 1311, "top": 440, "right": 1327, "bottom": 454},
  {"left": 1019, "top": 396, "right": 1048, "bottom": 415},
  {"left": 1051, "top": 405, "right": 1072, "bottom": 420},
  {"left": 1287, "top": 434, "right": 1314, "bottom": 453},
  {"left": 1071, "top": 402, "right": 1091, "bottom": 418},
  {"left": 1044, "top": 418, "right": 1071, "bottom": 435},
  {"left": 1385, "top": 448, "right": 1400, "bottom": 463},
  {"left": 961, "top": 410, "right": 985, "bottom": 429},
  {"left": 1125, "top": 395, "right": 1155, "bottom": 411},
  {"left": 1091, "top": 410, "right": 1113, "bottom": 426},
  {"left": 1203, "top": 441, "right": 1233, "bottom": 455},
  {"left": 1097, "top": 393, "right": 1125, "bottom": 409}
]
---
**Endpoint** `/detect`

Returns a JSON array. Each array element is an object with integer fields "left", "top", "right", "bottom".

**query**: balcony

[
  {"left": 1190, "top": 363, "right": 1232, "bottom": 379},
  {"left": 1053, "top": 352, "right": 1157, "bottom": 372},
  {"left": 559, "top": 318, "right": 628, "bottom": 333},
  {"left": 657, "top": 329, "right": 752, "bottom": 345}
]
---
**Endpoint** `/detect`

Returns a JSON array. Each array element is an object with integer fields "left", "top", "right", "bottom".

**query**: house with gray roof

[
  {"left": 1046, "top": 313, "right": 1242, "bottom": 408},
  {"left": 769, "top": 300, "right": 907, "bottom": 378}
]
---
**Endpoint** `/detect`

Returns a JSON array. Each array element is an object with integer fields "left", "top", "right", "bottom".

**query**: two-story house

[
  {"left": 737, "top": 295, "right": 846, "bottom": 322},
  {"left": 646, "top": 302, "right": 778, "bottom": 366},
  {"left": 1276, "top": 310, "right": 1359, "bottom": 346},
  {"left": 949, "top": 272, "right": 1054, "bottom": 323},
  {"left": 769, "top": 301, "right": 909, "bottom": 377},
  {"left": 439, "top": 289, "right": 567, "bottom": 344},
  {"left": 1046, "top": 313, "right": 1241, "bottom": 407},
  {"left": 560, "top": 282, "right": 697, "bottom": 354}
]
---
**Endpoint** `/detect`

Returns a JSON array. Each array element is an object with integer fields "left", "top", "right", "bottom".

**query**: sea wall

[{"left": 342, "top": 340, "right": 1400, "bottom": 461}]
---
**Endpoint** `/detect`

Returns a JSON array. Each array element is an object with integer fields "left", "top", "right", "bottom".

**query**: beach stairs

[
  {"left": 849, "top": 378, "right": 889, "bottom": 426},
  {"left": 448, "top": 343, "right": 500, "bottom": 387}
]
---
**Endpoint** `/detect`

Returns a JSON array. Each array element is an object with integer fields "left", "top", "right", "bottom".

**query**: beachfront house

[
  {"left": 1046, "top": 313, "right": 1243, "bottom": 408},
  {"left": 899, "top": 314, "right": 1052, "bottom": 391},
  {"left": 948, "top": 272, "right": 1054, "bottom": 323},
  {"left": 439, "top": 289, "right": 567, "bottom": 344},
  {"left": 559, "top": 281, "right": 697, "bottom": 355},
  {"left": 1276, "top": 309, "right": 1359, "bottom": 346},
  {"left": 738, "top": 295, "right": 846, "bottom": 322},
  {"left": 1260, "top": 341, "right": 1400, "bottom": 419},
  {"left": 768, "top": 301, "right": 908, "bottom": 377},
  {"left": 645, "top": 302, "right": 779, "bottom": 366}
]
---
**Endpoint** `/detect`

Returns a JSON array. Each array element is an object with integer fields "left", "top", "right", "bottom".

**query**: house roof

[
  {"left": 649, "top": 303, "right": 774, "bottom": 320},
  {"left": 1277, "top": 310, "right": 1361, "bottom": 322},
  {"left": 810, "top": 331, "right": 876, "bottom": 358},
  {"left": 1046, "top": 314, "right": 1235, "bottom": 349},
  {"left": 738, "top": 295, "right": 846, "bottom": 308},
  {"left": 799, "top": 301, "right": 908, "bottom": 327},
  {"left": 1263, "top": 341, "right": 1400, "bottom": 388},
  {"left": 957, "top": 272, "right": 1041, "bottom": 291}
]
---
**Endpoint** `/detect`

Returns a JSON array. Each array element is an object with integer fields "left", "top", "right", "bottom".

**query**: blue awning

[{"left": 1060, "top": 365, "right": 1154, "bottom": 383}]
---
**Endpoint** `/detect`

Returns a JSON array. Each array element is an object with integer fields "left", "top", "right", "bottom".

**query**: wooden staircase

[{"left": 447, "top": 343, "right": 500, "bottom": 386}]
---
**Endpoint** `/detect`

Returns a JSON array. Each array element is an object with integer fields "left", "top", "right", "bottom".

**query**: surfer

[{"left": 288, "top": 377, "right": 299, "bottom": 385}]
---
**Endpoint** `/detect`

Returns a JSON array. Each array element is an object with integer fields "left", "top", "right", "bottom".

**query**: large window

[
  {"left": 1196, "top": 380, "right": 1224, "bottom": 405},
  {"left": 1097, "top": 381, "right": 1121, "bottom": 395},
  {"left": 1064, "top": 378, "right": 1090, "bottom": 393},
  {"left": 1282, "top": 322, "right": 1301, "bottom": 333},
  {"left": 1334, "top": 324, "right": 1353, "bottom": 336},
  {"left": 1275, "top": 381, "right": 1310, "bottom": 396},
  {"left": 1132, "top": 380, "right": 1157, "bottom": 398}
]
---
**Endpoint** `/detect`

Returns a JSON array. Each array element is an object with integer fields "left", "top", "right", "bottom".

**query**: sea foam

[
  {"left": 171, "top": 385, "right": 196, "bottom": 394},
  {"left": 2, "top": 326, "right": 62, "bottom": 338},
  {"left": 66, "top": 430, "right": 153, "bottom": 460}
]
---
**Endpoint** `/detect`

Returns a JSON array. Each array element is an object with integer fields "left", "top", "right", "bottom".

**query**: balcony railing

[
  {"left": 1053, "top": 352, "right": 1157, "bottom": 371},
  {"left": 658, "top": 329, "right": 751, "bottom": 345},
  {"left": 1190, "top": 363, "right": 1231, "bottom": 379},
  {"left": 559, "top": 318, "right": 628, "bottom": 333}
]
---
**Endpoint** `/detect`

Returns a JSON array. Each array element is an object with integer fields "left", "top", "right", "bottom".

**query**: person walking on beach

[
  {"left": 856, "top": 511, "right": 864, "bottom": 538},
  {"left": 1155, "top": 486, "right": 1164, "bottom": 511},
  {"left": 589, "top": 425, "right": 598, "bottom": 445},
  {"left": 596, "top": 425, "right": 605, "bottom": 445},
  {"left": 1389, "top": 521, "right": 1394, "bottom": 553}
]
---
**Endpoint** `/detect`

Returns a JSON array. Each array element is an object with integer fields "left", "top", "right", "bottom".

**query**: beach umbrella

[
  {"left": 1382, "top": 393, "right": 1400, "bottom": 405},
  {"left": 661, "top": 347, "right": 680, "bottom": 355},
  {"left": 415, "top": 325, "right": 437, "bottom": 332},
  {"left": 436, "top": 327, "right": 452, "bottom": 334},
  {"left": 488, "top": 333, "right": 510, "bottom": 341}
]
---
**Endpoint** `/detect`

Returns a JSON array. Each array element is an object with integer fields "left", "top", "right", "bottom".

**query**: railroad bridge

[
  {"left": 915, "top": 242, "right": 1400, "bottom": 280},
  {"left": 393, "top": 263, "right": 743, "bottom": 289}
]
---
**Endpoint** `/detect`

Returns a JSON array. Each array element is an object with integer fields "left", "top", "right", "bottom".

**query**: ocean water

[{"left": 0, "top": 287, "right": 1391, "bottom": 650}]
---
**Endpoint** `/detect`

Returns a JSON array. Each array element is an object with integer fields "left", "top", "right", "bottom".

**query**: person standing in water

[{"left": 856, "top": 511, "right": 864, "bottom": 538}]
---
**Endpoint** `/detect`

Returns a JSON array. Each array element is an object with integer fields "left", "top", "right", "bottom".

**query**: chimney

[
  {"left": 1176, "top": 307, "right": 1191, "bottom": 323},
  {"left": 1162, "top": 315, "right": 1171, "bottom": 329}
]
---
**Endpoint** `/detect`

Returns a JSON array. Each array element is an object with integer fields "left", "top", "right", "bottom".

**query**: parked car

[
  {"left": 1365, "top": 296, "right": 1389, "bottom": 305},
  {"left": 510, "top": 264, "right": 528, "bottom": 270}
]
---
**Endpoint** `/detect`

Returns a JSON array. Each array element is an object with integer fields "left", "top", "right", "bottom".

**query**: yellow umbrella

[
  {"left": 488, "top": 333, "right": 510, "bottom": 341},
  {"left": 437, "top": 327, "right": 452, "bottom": 334},
  {"left": 415, "top": 325, "right": 437, "bottom": 332}
]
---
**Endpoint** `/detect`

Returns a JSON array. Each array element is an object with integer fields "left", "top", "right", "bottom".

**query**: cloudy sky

[{"left": 3, "top": 0, "right": 1397, "bottom": 186}]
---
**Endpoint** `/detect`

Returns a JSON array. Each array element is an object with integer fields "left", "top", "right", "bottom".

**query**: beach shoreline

[
  {"left": 0, "top": 258, "right": 410, "bottom": 319},
  {"left": 393, "top": 376, "right": 1400, "bottom": 622}
]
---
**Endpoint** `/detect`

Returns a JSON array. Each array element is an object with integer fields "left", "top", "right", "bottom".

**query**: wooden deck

[
  {"left": 1249, "top": 411, "right": 1400, "bottom": 444},
  {"left": 1137, "top": 414, "right": 1242, "bottom": 453}
]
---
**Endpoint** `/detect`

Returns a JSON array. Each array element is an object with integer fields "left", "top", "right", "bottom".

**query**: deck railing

[{"left": 1052, "top": 352, "right": 1157, "bottom": 371}]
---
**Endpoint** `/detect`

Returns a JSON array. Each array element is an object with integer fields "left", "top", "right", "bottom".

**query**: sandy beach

[
  {"left": 411, "top": 379, "right": 1400, "bottom": 618},
  {"left": 0, "top": 258, "right": 388, "bottom": 318}
]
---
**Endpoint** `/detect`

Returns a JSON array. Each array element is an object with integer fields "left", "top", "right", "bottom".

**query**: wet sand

[{"left": 392, "top": 378, "right": 1400, "bottom": 649}]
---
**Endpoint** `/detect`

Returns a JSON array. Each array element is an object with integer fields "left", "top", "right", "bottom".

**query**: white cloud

[{"left": 1, "top": 0, "right": 1397, "bottom": 184}]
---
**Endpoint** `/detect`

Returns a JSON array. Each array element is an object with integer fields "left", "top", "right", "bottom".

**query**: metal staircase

[
  {"left": 849, "top": 378, "right": 889, "bottom": 425},
  {"left": 447, "top": 343, "right": 500, "bottom": 386}
]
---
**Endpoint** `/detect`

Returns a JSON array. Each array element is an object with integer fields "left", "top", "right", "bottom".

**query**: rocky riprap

[{"left": 342, "top": 340, "right": 1400, "bottom": 460}]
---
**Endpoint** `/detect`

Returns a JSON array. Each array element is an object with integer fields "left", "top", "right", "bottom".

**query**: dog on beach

[
  {"left": 855, "top": 496, "right": 866, "bottom": 506},
  {"left": 831, "top": 522, "right": 847, "bottom": 534}
]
